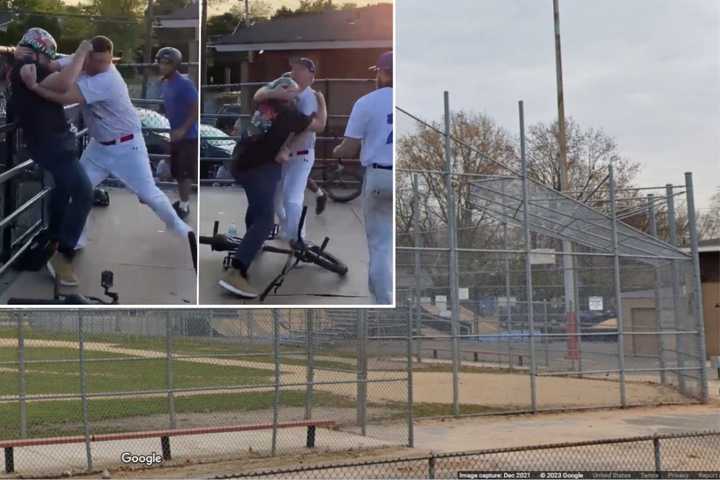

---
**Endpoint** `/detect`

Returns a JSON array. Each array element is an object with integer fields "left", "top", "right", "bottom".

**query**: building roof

[
  {"left": 210, "top": 4, "right": 392, "bottom": 52},
  {"left": 155, "top": 2, "right": 198, "bottom": 29}
]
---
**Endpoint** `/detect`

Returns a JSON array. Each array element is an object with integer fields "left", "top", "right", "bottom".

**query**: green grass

[
  {"left": 0, "top": 347, "right": 274, "bottom": 395},
  {"left": 0, "top": 390, "right": 363, "bottom": 439}
]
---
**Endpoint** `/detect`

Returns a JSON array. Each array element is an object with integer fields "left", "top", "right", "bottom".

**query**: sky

[{"left": 397, "top": 0, "right": 720, "bottom": 209}]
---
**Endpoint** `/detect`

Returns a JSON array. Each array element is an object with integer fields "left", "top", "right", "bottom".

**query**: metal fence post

[
  {"left": 444, "top": 91, "right": 461, "bottom": 417},
  {"left": 609, "top": 164, "right": 627, "bottom": 407},
  {"left": 165, "top": 312, "right": 176, "bottom": 429},
  {"left": 665, "top": 184, "right": 687, "bottom": 394},
  {"left": 519, "top": 101, "right": 538, "bottom": 413},
  {"left": 648, "top": 194, "right": 667, "bottom": 385},
  {"left": 271, "top": 310, "right": 281, "bottom": 456},
  {"left": 543, "top": 301, "right": 550, "bottom": 368},
  {"left": 412, "top": 172, "right": 423, "bottom": 363},
  {"left": 78, "top": 314, "right": 93, "bottom": 471},
  {"left": 502, "top": 179, "right": 514, "bottom": 372},
  {"left": 16, "top": 312, "right": 27, "bottom": 439},
  {"left": 304, "top": 310, "right": 315, "bottom": 421},
  {"left": 653, "top": 436, "right": 662, "bottom": 473},
  {"left": 357, "top": 310, "right": 368, "bottom": 435},
  {"left": 406, "top": 308, "right": 415, "bottom": 448},
  {"left": 685, "top": 172, "right": 709, "bottom": 403}
]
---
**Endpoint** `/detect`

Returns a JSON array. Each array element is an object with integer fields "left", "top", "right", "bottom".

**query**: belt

[
  {"left": 371, "top": 163, "right": 392, "bottom": 170},
  {"left": 289, "top": 150, "right": 310, "bottom": 157},
  {"left": 100, "top": 134, "right": 134, "bottom": 146}
]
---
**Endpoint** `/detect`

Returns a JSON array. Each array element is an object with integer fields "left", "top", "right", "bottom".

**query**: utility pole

[
  {"left": 553, "top": 0, "right": 579, "bottom": 364},
  {"left": 553, "top": 0, "right": 568, "bottom": 192},
  {"left": 142, "top": 0, "right": 155, "bottom": 99},
  {"left": 201, "top": 0, "right": 208, "bottom": 85},
  {"left": 245, "top": 0, "right": 251, "bottom": 26}
]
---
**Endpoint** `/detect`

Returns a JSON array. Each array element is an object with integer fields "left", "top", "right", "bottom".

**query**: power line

[{"left": 0, "top": 9, "right": 144, "bottom": 25}]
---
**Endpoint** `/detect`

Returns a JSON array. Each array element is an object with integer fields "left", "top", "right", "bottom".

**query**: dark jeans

[
  {"left": 29, "top": 133, "right": 93, "bottom": 257},
  {"left": 232, "top": 161, "right": 281, "bottom": 272}
]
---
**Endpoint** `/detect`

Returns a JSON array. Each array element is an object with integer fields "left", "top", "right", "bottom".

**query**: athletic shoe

[
  {"left": 218, "top": 269, "right": 258, "bottom": 299},
  {"left": 315, "top": 194, "right": 327, "bottom": 215},
  {"left": 188, "top": 231, "right": 197, "bottom": 271},
  {"left": 173, "top": 201, "right": 190, "bottom": 220},
  {"left": 47, "top": 252, "right": 79, "bottom": 287}
]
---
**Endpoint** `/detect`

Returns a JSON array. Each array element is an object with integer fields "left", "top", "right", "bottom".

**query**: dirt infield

[{"left": 0, "top": 338, "right": 687, "bottom": 409}]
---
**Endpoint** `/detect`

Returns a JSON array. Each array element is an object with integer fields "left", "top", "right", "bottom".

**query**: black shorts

[{"left": 170, "top": 138, "right": 198, "bottom": 182}]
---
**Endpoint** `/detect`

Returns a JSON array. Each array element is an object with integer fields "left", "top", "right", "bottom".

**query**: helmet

[
  {"left": 266, "top": 76, "right": 298, "bottom": 92},
  {"left": 155, "top": 47, "right": 182, "bottom": 66},
  {"left": 18, "top": 28, "right": 58, "bottom": 59}
]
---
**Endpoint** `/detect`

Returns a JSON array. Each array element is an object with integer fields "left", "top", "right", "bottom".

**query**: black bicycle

[
  {"left": 199, "top": 206, "right": 348, "bottom": 301},
  {"left": 321, "top": 158, "right": 364, "bottom": 203},
  {"left": 8, "top": 270, "right": 120, "bottom": 305}
]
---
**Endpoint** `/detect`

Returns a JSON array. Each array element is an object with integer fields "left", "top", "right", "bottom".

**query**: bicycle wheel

[
  {"left": 323, "top": 164, "right": 363, "bottom": 203},
  {"left": 303, "top": 245, "right": 348, "bottom": 276}
]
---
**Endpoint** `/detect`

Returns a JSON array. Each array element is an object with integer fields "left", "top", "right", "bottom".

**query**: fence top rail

[
  {"left": 202, "top": 78, "right": 375, "bottom": 89},
  {"left": 227, "top": 430, "right": 720, "bottom": 478}
]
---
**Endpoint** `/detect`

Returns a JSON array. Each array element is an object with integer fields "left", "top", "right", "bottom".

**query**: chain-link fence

[
  {"left": 0, "top": 309, "right": 410, "bottom": 476},
  {"left": 227, "top": 431, "right": 720, "bottom": 478},
  {"left": 394, "top": 93, "right": 709, "bottom": 417}
]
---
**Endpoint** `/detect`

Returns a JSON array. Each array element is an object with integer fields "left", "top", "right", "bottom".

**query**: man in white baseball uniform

[
  {"left": 262, "top": 58, "right": 326, "bottom": 242},
  {"left": 332, "top": 51, "right": 393, "bottom": 304},
  {"left": 20, "top": 36, "right": 197, "bottom": 270}
]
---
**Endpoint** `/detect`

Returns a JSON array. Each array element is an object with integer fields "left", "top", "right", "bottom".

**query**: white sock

[
  {"left": 179, "top": 201, "right": 190, "bottom": 209},
  {"left": 316, "top": 189, "right": 324, "bottom": 197}
]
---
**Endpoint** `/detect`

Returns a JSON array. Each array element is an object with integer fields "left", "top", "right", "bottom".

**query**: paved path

[
  {"left": 198, "top": 187, "right": 371, "bottom": 305},
  {"left": 0, "top": 188, "right": 197, "bottom": 306}
]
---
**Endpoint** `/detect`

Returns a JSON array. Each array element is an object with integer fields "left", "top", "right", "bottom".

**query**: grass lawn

[
  {"left": 0, "top": 328, "right": 364, "bottom": 372},
  {"left": 0, "top": 347, "right": 274, "bottom": 396},
  {"left": 0, "top": 390, "right": 366, "bottom": 439}
]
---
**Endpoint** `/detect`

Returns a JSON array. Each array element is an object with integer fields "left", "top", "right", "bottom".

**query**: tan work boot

[
  {"left": 47, "top": 252, "right": 79, "bottom": 287},
  {"left": 218, "top": 269, "right": 258, "bottom": 299}
]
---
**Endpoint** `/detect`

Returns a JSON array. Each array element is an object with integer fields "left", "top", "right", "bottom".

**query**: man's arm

[
  {"left": 332, "top": 137, "right": 361, "bottom": 158},
  {"left": 254, "top": 84, "right": 298, "bottom": 103},
  {"left": 35, "top": 40, "right": 92, "bottom": 93},
  {"left": 171, "top": 99, "right": 199, "bottom": 142},
  {"left": 21, "top": 66, "right": 85, "bottom": 105},
  {"left": 275, "top": 132, "right": 297, "bottom": 164},
  {"left": 307, "top": 90, "right": 327, "bottom": 133},
  {"left": 332, "top": 97, "right": 364, "bottom": 158}
]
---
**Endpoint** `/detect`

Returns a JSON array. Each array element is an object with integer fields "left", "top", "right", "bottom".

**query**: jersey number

[{"left": 386, "top": 113, "right": 393, "bottom": 144}]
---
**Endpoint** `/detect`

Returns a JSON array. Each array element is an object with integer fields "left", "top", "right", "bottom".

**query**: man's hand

[
  {"left": 170, "top": 128, "right": 187, "bottom": 143},
  {"left": 76, "top": 40, "right": 93, "bottom": 56},
  {"left": 314, "top": 90, "right": 326, "bottom": 106},
  {"left": 275, "top": 147, "right": 290, "bottom": 164},
  {"left": 20, "top": 64, "right": 38, "bottom": 91}
]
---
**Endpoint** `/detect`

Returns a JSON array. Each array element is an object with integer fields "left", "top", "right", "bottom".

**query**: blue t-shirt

[{"left": 161, "top": 72, "right": 198, "bottom": 140}]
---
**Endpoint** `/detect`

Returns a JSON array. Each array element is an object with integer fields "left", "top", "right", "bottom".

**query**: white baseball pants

[
  {"left": 75, "top": 135, "right": 192, "bottom": 248},
  {"left": 275, "top": 150, "right": 314, "bottom": 242},
  {"left": 363, "top": 166, "right": 393, "bottom": 305}
]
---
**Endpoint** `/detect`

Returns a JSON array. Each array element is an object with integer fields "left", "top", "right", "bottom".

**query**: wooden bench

[{"left": 1, "top": 419, "right": 336, "bottom": 473}]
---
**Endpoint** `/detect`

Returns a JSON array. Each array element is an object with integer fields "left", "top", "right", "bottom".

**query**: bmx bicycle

[
  {"left": 320, "top": 157, "right": 364, "bottom": 203},
  {"left": 8, "top": 270, "right": 120, "bottom": 305},
  {"left": 199, "top": 206, "right": 348, "bottom": 301}
]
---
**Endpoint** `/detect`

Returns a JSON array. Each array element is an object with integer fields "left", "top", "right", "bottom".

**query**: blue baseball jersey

[{"left": 161, "top": 72, "right": 198, "bottom": 140}]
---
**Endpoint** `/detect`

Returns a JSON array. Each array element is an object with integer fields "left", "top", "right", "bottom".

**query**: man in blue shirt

[{"left": 155, "top": 47, "right": 198, "bottom": 219}]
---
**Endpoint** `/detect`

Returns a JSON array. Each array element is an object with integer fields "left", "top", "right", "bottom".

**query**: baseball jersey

[
  {"left": 344, "top": 86, "right": 393, "bottom": 167},
  {"left": 162, "top": 72, "right": 198, "bottom": 140},
  {"left": 74, "top": 65, "right": 142, "bottom": 143},
  {"left": 293, "top": 86, "right": 317, "bottom": 151}
]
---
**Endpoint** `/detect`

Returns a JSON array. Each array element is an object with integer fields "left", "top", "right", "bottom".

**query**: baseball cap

[
  {"left": 370, "top": 51, "right": 392, "bottom": 72},
  {"left": 290, "top": 57, "right": 316, "bottom": 74}
]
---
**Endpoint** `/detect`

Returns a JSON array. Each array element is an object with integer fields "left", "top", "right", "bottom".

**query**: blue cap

[
  {"left": 290, "top": 57, "right": 316, "bottom": 74},
  {"left": 370, "top": 51, "right": 392, "bottom": 72}
]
